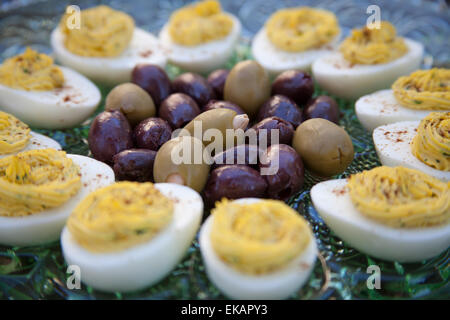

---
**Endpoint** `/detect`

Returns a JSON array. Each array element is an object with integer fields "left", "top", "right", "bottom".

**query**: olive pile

[{"left": 88, "top": 61, "right": 354, "bottom": 206}]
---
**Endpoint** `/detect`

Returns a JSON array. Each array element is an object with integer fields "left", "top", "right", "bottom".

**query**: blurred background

[{"left": 0, "top": 0, "right": 449, "bottom": 65}]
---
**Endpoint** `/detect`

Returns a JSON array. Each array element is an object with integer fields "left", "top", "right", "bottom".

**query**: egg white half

[
  {"left": 311, "top": 179, "right": 450, "bottom": 262},
  {"left": 199, "top": 198, "right": 317, "bottom": 300},
  {"left": 0, "top": 154, "right": 114, "bottom": 247},
  {"left": 61, "top": 183, "right": 203, "bottom": 293},
  {"left": 252, "top": 28, "right": 341, "bottom": 76},
  {"left": 159, "top": 14, "right": 241, "bottom": 74},
  {"left": 373, "top": 121, "right": 450, "bottom": 181},
  {"left": 51, "top": 27, "right": 167, "bottom": 85},
  {"left": 312, "top": 38, "right": 423, "bottom": 100},
  {"left": 0, "top": 67, "right": 101, "bottom": 129},
  {"left": 0, "top": 131, "right": 61, "bottom": 159},
  {"left": 356, "top": 89, "right": 445, "bottom": 132}
]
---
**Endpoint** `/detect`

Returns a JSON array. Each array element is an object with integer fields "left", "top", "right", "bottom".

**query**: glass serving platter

[{"left": 0, "top": 0, "right": 449, "bottom": 300}]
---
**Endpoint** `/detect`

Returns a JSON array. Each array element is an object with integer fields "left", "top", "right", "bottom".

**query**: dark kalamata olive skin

[
  {"left": 271, "top": 70, "right": 314, "bottom": 106},
  {"left": 133, "top": 117, "right": 172, "bottom": 151},
  {"left": 204, "top": 165, "right": 267, "bottom": 206},
  {"left": 159, "top": 93, "right": 201, "bottom": 129},
  {"left": 249, "top": 116, "right": 294, "bottom": 146},
  {"left": 112, "top": 149, "right": 157, "bottom": 182},
  {"left": 88, "top": 110, "right": 133, "bottom": 165},
  {"left": 203, "top": 100, "right": 245, "bottom": 115},
  {"left": 212, "top": 144, "right": 261, "bottom": 170},
  {"left": 171, "top": 72, "right": 215, "bottom": 107},
  {"left": 259, "top": 144, "right": 304, "bottom": 200},
  {"left": 131, "top": 64, "right": 171, "bottom": 106},
  {"left": 304, "top": 96, "right": 340, "bottom": 124},
  {"left": 257, "top": 95, "right": 303, "bottom": 128},
  {"left": 207, "top": 69, "right": 229, "bottom": 99}
]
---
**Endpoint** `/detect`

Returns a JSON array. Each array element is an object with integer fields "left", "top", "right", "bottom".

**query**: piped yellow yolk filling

[
  {"left": 340, "top": 21, "right": 408, "bottom": 65},
  {"left": 0, "top": 47, "right": 64, "bottom": 91},
  {"left": 0, "top": 111, "right": 31, "bottom": 155},
  {"left": 0, "top": 149, "right": 81, "bottom": 217},
  {"left": 168, "top": 0, "right": 233, "bottom": 46},
  {"left": 67, "top": 182, "right": 174, "bottom": 252},
  {"left": 210, "top": 199, "right": 311, "bottom": 275},
  {"left": 60, "top": 5, "right": 134, "bottom": 57},
  {"left": 392, "top": 68, "right": 450, "bottom": 110},
  {"left": 265, "top": 7, "right": 340, "bottom": 52},
  {"left": 411, "top": 112, "right": 450, "bottom": 171},
  {"left": 347, "top": 166, "right": 450, "bottom": 228}
]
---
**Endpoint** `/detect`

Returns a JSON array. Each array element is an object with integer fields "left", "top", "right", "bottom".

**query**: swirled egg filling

[
  {"left": 60, "top": 5, "right": 134, "bottom": 57},
  {"left": 339, "top": 21, "right": 408, "bottom": 65},
  {"left": 168, "top": 0, "right": 233, "bottom": 46},
  {"left": 347, "top": 166, "right": 450, "bottom": 228},
  {"left": 0, "top": 111, "right": 31, "bottom": 155},
  {"left": 265, "top": 7, "right": 339, "bottom": 52},
  {"left": 0, "top": 47, "right": 64, "bottom": 91},
  {"left": 411, "top": 112, "right": 450, "bottom": 171},
  {"left": 392, "top": 68, "right": 450, "bottom": 110},
  {"left": 210, "top": 199, "right": 311, "bottom": 275},
  {"left": 0, "top": 149, "right": 81, "bottom": 217},
  {"left": 67, "top": 182, "right": 174, "bottom": 252}
]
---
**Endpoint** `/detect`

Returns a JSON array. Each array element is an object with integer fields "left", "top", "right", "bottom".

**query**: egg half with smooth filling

[
  {"left": 0, "top": 111, "right": 61, "bottom": 159},
  {"left": 61, "top": 182, "right": 203, "bottom": 293},
  {"left": 51, "top": 5, "right": 167, "bottom": 85},
  {"left": 312, "top": 21, "right": 423, "bottom": 100},
  {"left": 0, "top": 148, "right": 114, "bottom": 246},
  {"left": 311, "top": 166, "right": 450, "bottom": 262},
  {"left": 199, "top": 198, "right": 317, "bottom": 300},
  {"left": 159, "top": 0, "right": 241, "bottom": 73},
  {"left": 373, "top": 112, "right": 450, "bottom": 181},
  {"left": 356, "top": 68, "right": 449, "bottom": 131},
  {"left": 252, "top": 7, "right": 341, "bottom": 76},
  {"left": 0, "top": 47, "right": 101, "bottom": 129}
]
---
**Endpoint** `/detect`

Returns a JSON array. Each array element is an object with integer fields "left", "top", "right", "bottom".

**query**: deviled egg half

[
  {"left": 313, "top": 21, "right": 423, "bottom": 100},
  {"left": 0, "top": 111, "right": 61, "bottom": 159},
  {"left": 311, "top": 166, "right": 450, "bottom": 262},
  {"left": 0, "top": 148, "right": 114, "bottom": 246},
  {"left": 199, "top": 198, "right": 317, "bottom": 300},
  {"left": 61, "top": 182, "right": 203, "bottom": 293},
  {"left": 373, "top": 112, "right": 450, "bottom": 181},
  {"left": 0, "top": 48, "right": 100, "bottom": 129},
  {"left": 356, "top": 68, "right": 449, "bottom": 131},
  {"left": 252, "top": 7, "right": 341, "bottom": 76},
  {"left": 159, "top": 0, "right": 241, "bottom": 73},
  {"left": 51, "top": 5, "right": 167, "bottom": 85}
]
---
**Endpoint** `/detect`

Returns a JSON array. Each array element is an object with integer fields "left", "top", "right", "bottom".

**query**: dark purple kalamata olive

[
  {"left": 259, "top": 144, "right": 304, "bottom": 200},
  {"left": 204, "top": 165, "right": 267, "bottom": 206},
  {"left": 249, "top": 116, "right": 294, "bottom": 147},
  {"left": 202, "top": 100, "right": 246, "bottom": 114},
  {"left": 257, "top": 95, "right": 303, "bottom": 128},
  {"left": 171, "top": 72, "right": 215, "bottom": 107},
  {"left": 133, "top": 117, "right": 172, "bottom": 151},
  {"left": 304, "top": 95, "right": 340, "bottom": 124},
  {"left": 112, "top": 149, "right": 157, "bottom": 182},
  {"left": 207, "top": 69, "right": 229, "bottom": 99},
  {"left": 271, "top": 70, "right": 314, "bottom": 106},
  {"left": 212, "top": 144, "right": 261, "bottom": 170},
  {"left": 159, "top": 93, "right": 201, "bottom": 129},
  {"left": 131, "top": 64, "right": 171, "bottom": 106},
  {"left": 88, "top": 110, "right": 133, "bottom": 164}
]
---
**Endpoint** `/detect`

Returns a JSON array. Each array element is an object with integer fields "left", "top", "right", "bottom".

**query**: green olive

[
  {"left": 180, "top": 108, "right": 249, "bottom": 149},
  {"left": 224, "top": 60, "right": 271, "bottom": 117},
  {"left": 153, "top": 136, "right": 210, "bottom": 192},
  {"left": 105, "top": 83, "right": 155, "bottom": 126},
  {"left": 293, "top": 118, "right": 354, "bottom": 177}
]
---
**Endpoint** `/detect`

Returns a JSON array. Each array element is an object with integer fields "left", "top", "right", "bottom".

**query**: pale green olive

[
  {"left": 153, "top": 136, "right": 210, "bottom": 192},
  {"left": 224, "top": 60, "right": 271, "bottom": 117}
]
